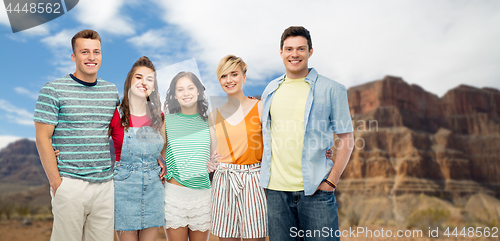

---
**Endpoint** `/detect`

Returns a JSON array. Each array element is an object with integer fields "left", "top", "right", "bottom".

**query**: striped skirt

[{"left": 211, "top": 162, "right": 268, "bottom": 238}]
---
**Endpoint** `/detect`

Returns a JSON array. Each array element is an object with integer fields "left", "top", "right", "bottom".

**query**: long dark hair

[
  {"left": 121, "top": 56, "right": 163, "bottom": 131},
  {"left": 164, "top": 71, "right": 209, "bottom": 121}
]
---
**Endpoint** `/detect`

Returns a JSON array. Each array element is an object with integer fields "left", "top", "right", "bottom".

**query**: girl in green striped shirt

[{"left": 162, "top": 71, "right": 212, "bottom": 241}]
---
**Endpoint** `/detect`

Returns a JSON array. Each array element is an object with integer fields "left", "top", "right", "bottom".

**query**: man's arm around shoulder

[{"left": 35, "top": 122, "right": 61, "bottom": 195}]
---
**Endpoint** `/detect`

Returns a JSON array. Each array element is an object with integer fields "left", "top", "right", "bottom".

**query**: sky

[{"left": 0, "top": 0, "right": 499, "bottom": 149}]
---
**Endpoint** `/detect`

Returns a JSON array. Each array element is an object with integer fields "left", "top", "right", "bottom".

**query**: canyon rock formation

[{"left": 339, "top": 76, "right": 500, "bottom": 202}]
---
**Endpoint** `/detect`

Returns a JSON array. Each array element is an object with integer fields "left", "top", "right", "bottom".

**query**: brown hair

[
  {"left": 120, "top": 56, "right": 163, "bottom": 131},
  {"left": 164, "top": 71, "right": 209, "bottom": 122},
  {"left": 280, "top": 26, "right": 312, "bottom": 51},
  {"left": 71, "top": 29, "right": 101, "bottom": 53},
  {"left": 216, "top": 55, "right": 247, "bottom": 80}
]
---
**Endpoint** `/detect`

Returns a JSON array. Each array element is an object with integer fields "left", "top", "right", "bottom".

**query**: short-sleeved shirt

[
  {"left": 259, "top": 68, "right": 354, "bottom": 195},
  {"left": 164, "top": 113, "right": 211, "bottom": 189},
  {"left": 33, "top": 74, "right": 119, "bottom": 183}
]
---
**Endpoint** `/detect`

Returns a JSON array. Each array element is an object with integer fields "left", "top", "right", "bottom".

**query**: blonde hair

[{"left": 216, "top": 55, "right": 247, "bottom": 80}]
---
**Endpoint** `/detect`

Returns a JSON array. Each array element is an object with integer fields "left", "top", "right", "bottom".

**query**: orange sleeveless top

[{"left": 215, "top": 102, "right": 263, "bottom": 165}]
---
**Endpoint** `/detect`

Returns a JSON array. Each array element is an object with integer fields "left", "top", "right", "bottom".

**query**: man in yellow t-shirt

[{"left": 260, "top": 26, "right": 355, "bottom": 241}]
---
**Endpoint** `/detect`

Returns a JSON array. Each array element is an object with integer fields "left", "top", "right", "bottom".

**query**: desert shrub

[
  {"left": 15, "top": 204, "right": 30, "bottom": 217},
  {"left": 0, "top": 197, "right": 15, "bottom": 220},
  {"left": 407, "top": 205, "right": 450, "bottom": 230},
  {"left": 346, "top": 208, "right": 361, "bottom": 227},
  {"left": 466, "top": 208, "right": 499, "bottom": 228}
]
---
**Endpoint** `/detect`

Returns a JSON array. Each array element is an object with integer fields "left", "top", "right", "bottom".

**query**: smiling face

[
  {"left": 129, "top": 66, "right": 155, "bottom": 100},
  {"left": 280, "top": 36, "right": 313, "bottom": 79},
  {"left": 174, "top": 77, "right": 199, "bottom": 111},
  {"left": 219, "top": 66, "right": 246, "bottom": 95},
  {"left": 71, "top": 38, "right": 101, "bottom": 82}
]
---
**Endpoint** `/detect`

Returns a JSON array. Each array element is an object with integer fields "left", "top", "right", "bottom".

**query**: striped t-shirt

[
  {"left": 165, "top": 113, "right": 211, "bottom": 189},
  {"left": 33, "top": 74, "right": 119, "bottom": 183}
]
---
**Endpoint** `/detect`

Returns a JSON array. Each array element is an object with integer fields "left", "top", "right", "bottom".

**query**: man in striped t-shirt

[{"left": 34, "top": 30, "right": 119, "bottom": 241}]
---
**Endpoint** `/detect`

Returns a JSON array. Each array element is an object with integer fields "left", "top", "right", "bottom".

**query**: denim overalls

[{"left": 114, "top": 123, "right": 165, "bottom": 231}]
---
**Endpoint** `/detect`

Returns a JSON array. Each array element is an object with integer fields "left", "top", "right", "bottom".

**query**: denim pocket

[
  {"left": 312, "top": 189, "right": 335, "bottom": 203},
  {"left": 125, "top": 127, "right": 164, "bottom": 157},
  {"left": 114, "top": 168, "right": 132, "bottom": 181},
  {"left": 316, "top": 189, "right": 334, "bottom": 195}
]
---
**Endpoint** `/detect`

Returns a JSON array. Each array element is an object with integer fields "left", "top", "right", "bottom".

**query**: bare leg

[
  {"left": 188, "top": 229, "right": 210, "bottom": 241},
  {"left": 165, "top": 226, "right": 189, "bottom": 241},
  {"left": 138, "top": 227, "right": 160, "bottom": 241},
  {"left": 116, "top": 230, "right": 139, "bottom": 241}
]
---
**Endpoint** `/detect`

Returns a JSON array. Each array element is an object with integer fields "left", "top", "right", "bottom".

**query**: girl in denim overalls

[{"left": 110, "top": 56, "right": 166, "bottom": 241}]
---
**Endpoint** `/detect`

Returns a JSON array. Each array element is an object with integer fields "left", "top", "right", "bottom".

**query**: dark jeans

[{"left": 266, "top": 189, "right": 340, "bottom": 241}]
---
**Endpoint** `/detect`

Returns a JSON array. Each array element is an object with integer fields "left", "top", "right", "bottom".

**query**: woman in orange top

[
  {"left": 208, "top": 55, "right": 333, "bottom": 241},
  {"left": 208, "top": 55, "right": 267, "bottom": 241}
]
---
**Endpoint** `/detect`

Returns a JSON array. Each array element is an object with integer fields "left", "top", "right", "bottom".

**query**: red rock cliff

[{"left": 338, "top": 76, "right": 500, "bottom": 201}]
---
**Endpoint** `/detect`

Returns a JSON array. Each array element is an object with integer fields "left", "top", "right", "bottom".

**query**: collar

[
  {"left": 277, "top": 68, "right": 318, "bottom": 85},
  {"left": 70, "top": 74, "right": 97, "bottom": 87},
  {"left": 304, "top": 68, "right": 318, "bottom": 84}
]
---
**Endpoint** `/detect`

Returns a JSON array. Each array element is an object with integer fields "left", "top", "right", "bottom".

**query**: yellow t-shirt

[{"left": 268, "top": 76, "right": 310, "bottom": 191}]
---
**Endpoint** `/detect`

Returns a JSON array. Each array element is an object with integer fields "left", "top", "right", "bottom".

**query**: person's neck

[
  {"left": 129, "top": 95, "right": 148, "bottom": 116},
  {"left": 285, "top": 68, "right": 309, "bottom": 80},
  {"left": 72, "top": 71, "right": 97, "bottom": 83},
  {"left": 180, "top": 105, "right": 198, "bottom": 115},
  {"left": 226, "top": 92, "right": 249, "bottom": 108}
]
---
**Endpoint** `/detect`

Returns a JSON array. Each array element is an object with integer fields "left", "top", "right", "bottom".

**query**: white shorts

[
  {"left": 211, "top": 162, "right": 268, "bottom": 238},
  {"left": 164, "top": 182, "right": 211, "bottom": 232}
]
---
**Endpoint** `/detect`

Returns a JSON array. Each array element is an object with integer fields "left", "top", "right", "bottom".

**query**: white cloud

[
  {"left": 18, "top": 24, "right": 50, "bottom": 35},
  {"left": 40, "top": 29, "right": 73, "bottom": 49},
  {"left": 40, "top": 29, "right": 75, "bottom": 78},
  {"left": 0, "top": 99, "right": 34, "bottom": 126},
  {"left": 5, "top": 24, "right": 51, "bottom": 43},
  {"left": 125, "top": 25, "right": 196, "bottom": 71},
  {"left": 153, "top": 0, "right": 500, "bottom": 97},
  {"left": 72, "top": 0, "right": 135, "bottom": 35},
  {"left": 15, "top": 87, "right": 39, "bottom": 100},
  {"left": 127, "top": 29, "right": 167, "bottom": 49}
]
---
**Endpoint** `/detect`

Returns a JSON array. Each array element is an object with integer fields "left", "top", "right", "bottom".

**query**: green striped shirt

[
  {"left": 33, "top": 75, "right": 119, "bottom": 183},
  {"left": 165, "top": 113, "right": 211, "bottom": 189}
]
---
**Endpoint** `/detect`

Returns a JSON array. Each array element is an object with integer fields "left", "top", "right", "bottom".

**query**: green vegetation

[{"left": 407, "top": 205, "right": 451, "bottom": 230}]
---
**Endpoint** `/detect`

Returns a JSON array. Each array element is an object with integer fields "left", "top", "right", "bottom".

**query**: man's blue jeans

[{"left": 266, "top": 189, "right": 340, "bottom": 241}]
